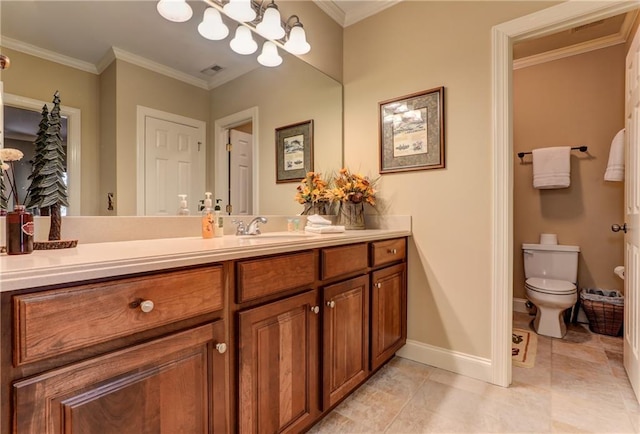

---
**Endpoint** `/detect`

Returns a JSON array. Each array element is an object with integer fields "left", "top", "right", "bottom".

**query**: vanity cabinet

[
  {"left": 3, "top": 265, "right": 229, "bottom": 434},
  {"left": 322, "top": 274, "right": 370, "bottom": 408},
  {"left": 237, "top": 290, "right": 320, "bottom": 434}
]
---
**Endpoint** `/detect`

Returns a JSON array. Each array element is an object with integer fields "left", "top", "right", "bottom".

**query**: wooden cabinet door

[
  {"left": 371, "top": 263, "right": 407, "bottom": 371},
  {"left": 13, "top": 321, "right": 228, "bottom": 434},
  {"left": 238, "top": 290, "right": 319, "bottom": 434},
  {"left": 322, "top": 274, "right": 370, "bottom": 409}
]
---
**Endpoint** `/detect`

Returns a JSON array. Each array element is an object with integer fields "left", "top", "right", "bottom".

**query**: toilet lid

[{"left": 526, "top": 277, "right": 576, "bottom": 295}]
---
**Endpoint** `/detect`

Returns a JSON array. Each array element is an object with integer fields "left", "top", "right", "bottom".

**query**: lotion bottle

[
  {"left": 214, "top": 199, "right": 224, "bottom": 237},
  {"left": 177, "top": 194, "right": 190, "bottom": 216},
  {"left": 201, "top": 192, "right": 214, "bottom": 239}
]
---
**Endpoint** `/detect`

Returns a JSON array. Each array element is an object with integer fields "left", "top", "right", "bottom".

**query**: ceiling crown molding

[
  {"left": 1, "top": 36, "right": 98, "bottom": 74},
  {"left": 313, "top": 0, "right": 401, "bottom": 27}
]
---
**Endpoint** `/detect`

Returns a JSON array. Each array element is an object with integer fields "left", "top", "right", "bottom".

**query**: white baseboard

[
  {"left": 513, "top": 297, "right": 529, "bottom": 313},
  {"left": 396, "top": 340, "right": 492, "bottom": 383}
]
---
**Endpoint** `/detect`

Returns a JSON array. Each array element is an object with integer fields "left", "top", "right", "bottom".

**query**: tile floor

[{"left": 308, "top": 312, "right": 640, "bottom": 433}]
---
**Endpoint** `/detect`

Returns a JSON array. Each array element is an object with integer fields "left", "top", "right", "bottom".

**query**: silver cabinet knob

[
  {"left": 327, "top": 300, "right": 336, "bottom": 308},
  {"left": 140, "top": 300, "right": 154, "bottom": 313},
  {"left": 216, "top": 343, "right": 227, "bottom": 354},
  {"left": 375, "top": 282, "right": 382, "bottom": 289},
  {"left": 311, "top": 306, "right": 320, "bottom": 314},
  {"left": 387, "top": 248, "right": 397, "bottom": 254},
  {"left": 612, "top": 223, "right": 627, "bottom": 233}
]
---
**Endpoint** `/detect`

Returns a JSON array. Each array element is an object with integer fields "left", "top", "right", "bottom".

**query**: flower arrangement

[
  {"left": 0, "top": 148, "right": 25, "bottom": 207},
  {"left": 327, "top": 168, "right": 377, "bottom": 206},
  {"left": 295, "top": 171, "right": 331, "bottom": 205}
]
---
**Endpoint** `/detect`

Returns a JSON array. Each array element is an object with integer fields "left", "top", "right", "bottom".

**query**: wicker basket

[{"left": 581, "top": 295, "right": 624, "bottom": 336}]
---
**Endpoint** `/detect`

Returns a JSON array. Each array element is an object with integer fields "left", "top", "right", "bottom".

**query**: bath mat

[{"left": 512, "top": 328, "right": 537, "bottom": 368}]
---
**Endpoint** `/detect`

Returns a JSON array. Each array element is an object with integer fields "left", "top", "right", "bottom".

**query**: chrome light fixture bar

[{"left": 157, "top": 0, "right": 311, "bottom": 67}]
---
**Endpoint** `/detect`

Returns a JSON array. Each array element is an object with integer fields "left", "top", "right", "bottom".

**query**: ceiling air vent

[
  {"left": 571, "top": 20, "right": 605, "bottom": 33},
  {"left": 200, "top": 64, "right": 224, "bottom": 76}
]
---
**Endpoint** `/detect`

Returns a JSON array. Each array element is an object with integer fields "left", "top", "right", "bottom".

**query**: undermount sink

[{"left": 236, "top": 232, "right": 316, "bottom": 240}]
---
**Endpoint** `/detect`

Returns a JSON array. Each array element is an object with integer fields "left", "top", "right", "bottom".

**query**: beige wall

[
  {"left": 209, "top": 56, "right": 342, "bottom": 216},
  {"left": 513, "top": 46, "right": 625, "bottom": 298},
  {"left": 343, "top": 1, "right": 556, "bottom": 358},
  {"left": 1, "top": 47, "right": 101, "bottom": 215}
]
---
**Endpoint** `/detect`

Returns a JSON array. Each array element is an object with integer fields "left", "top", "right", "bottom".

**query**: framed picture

[
  {"left": 379, "top": 87, "right": 445, "bottom": 173},
  {"left": 275, "top": 119, "right": 314, "bottom": 183}
]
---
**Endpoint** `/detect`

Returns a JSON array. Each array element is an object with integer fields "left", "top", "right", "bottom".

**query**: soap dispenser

[
  {"left": 201, "top": 192, "right": 214, "bottom": 239},
  {"left": 177, "top": 194, "right": 190, "bottom": 216},
  {"left": 214, "top": 199, "right": 224, "bottom": 237}
]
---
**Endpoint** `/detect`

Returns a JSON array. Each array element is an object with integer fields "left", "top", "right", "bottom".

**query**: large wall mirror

[{"left": 0, "top": 1, "right": 343, "bottom": 217}]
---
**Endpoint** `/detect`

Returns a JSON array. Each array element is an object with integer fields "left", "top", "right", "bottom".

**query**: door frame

[
  {"left": 491, "top": 0, "right": 640, "bottom": 387},
  {"left": 136, "top": 106, "right": 206, "bottom": 216},
  {"left": 213, "top": 107, "right": 259, "bottom": 215},
  {"left": 3, "top": 93, "right": 81, "bottom": 216}
]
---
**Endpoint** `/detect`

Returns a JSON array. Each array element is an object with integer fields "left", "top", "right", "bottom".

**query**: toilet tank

[{"left": 522, "top": 243, "right": 580, "bottom": 282}]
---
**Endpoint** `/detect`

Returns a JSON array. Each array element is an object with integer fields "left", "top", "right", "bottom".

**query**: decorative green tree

[
  {"left": 25, "top": 91, "right": 68, "bottom": 240},
  {"left": 25, "top": 104, "right": 50, "bottom": 215}
]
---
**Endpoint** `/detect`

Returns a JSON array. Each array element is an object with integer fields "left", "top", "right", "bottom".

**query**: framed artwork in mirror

[
  {"left": 275, "top": 119, "right": 314, "bottom": 183},
  {"left": 379, "top": 87, "right": 445, "bottom": 173}
]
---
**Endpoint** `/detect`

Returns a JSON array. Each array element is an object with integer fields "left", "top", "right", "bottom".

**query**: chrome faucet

[{"left": 233, "top": 216, "right": 268, "bottom": 235}]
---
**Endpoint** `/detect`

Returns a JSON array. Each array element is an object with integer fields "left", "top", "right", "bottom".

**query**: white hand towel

[
  {"left": 532, "top": 146, "right": 571, "bottom": 189},
  {"left": 304, "top": 224, "right": 345, "bottom": 233},
  {"left": 604, "top": 129, "right": 625, "bottom": 182},
  {"left": 307, "top": 214, "right": 332, "bottom": 225}
]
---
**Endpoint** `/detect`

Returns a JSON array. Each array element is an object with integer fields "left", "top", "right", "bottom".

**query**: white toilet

[{"left": 522, "top": 241, "right": 580, "bottom": 338}]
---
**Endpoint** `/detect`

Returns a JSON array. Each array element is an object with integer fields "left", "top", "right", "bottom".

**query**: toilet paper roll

[{"left": 540, "top": 233, "right": 558, "bottom": 245}]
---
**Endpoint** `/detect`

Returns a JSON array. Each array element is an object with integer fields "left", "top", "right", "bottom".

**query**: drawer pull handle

[
  {"left": 388, "top": 248, "right": 397, "bottom": 254},
  {"left": 140, "top": 300, "right": 155, "bottom": 313},
  {"left": 310, "top": 306, "right": 320, "bottom": 314},
  {"left": 327, "top": 300, "right": 336, "bottom": 309},
  {"left": 216, "top": 343, "right": 228, "bottom": 354}
]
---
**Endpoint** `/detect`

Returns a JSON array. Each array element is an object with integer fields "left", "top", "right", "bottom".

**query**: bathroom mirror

[{"left": 0, "top": 0, "right": 343, "bottom": 216}]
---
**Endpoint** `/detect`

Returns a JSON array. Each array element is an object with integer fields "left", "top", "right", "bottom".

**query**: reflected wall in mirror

[{"left": 1, "top": 1, "right": 342, "bottom": 216}]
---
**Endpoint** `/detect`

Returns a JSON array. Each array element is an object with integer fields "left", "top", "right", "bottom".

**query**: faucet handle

[{"left": 232, "top": 220, "right": 246, "bottom": 235}]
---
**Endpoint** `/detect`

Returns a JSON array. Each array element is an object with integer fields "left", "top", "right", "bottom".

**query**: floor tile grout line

[{"left": 381, "top": 373, "right": 430, "bottom": 433}]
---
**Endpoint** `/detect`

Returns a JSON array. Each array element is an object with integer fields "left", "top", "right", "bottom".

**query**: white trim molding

[
  {"left": 491, "top": 0, "right": 640, "bottom": 388},
  {"left": 397, "top": 340, "right": 492, "bottom": 384}
]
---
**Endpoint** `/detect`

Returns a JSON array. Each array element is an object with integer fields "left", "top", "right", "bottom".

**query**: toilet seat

[{"left": 525, "top": 277, "right": 576, "bottom": 295}]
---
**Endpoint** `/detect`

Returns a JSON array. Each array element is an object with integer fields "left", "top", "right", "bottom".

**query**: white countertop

[{"left": 0, "top": 229, "right": 410, "bottom": 292}]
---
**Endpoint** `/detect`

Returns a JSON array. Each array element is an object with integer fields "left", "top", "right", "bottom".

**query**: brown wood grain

[
  {"left": 370, "top": 238, "right": 407, "bottom": 268},
  {"left": 320, "top": 243, "right": 368, "bottom": 280}
]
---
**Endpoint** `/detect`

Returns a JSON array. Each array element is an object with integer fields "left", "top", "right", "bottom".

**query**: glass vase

[
  {"left": 336, "top": 201, "right": 365, "bottom": 230},
  {"left": 6, "top": 205, "right": 34, "bottom": 255}
]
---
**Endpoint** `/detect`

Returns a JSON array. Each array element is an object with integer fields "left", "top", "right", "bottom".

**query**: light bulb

[
  {"left": 257, "top": 41, "right": 282, "bottom": 67},
  {"left": 230, "top": 26, "right": 258, "bottom": 55},
  {"left": 157, "top": 0, "right": 193, "bottom": 23},
  {"left": 223, "top": 0, "right": 256, "bottom": 23},
  {"left": 256, "top": 3, "right": 285, "bottom": 40},
  {"left": 198, "top": 8, "right": 229, "bottom": 40},
  {"left": 284, "top": 24, "right": 310, "bottom": 55}
]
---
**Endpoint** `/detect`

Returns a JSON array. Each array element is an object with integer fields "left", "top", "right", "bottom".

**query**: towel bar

[{"left": 517, "top": 146, "right": 587, "bottom": 162}]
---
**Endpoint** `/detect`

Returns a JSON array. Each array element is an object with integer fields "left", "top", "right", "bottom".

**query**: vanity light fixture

[
  {"left": 223, "top": 0, "right": 256, "bottom": 23},
  {"left": 198, "top": 8, "right": 230, "bottom": 40},
  {"left": 257, "top": 41, "right": 282, "bottom": 67},
  {"left": 255, "top": 1, "right": 285, "bottom": 40},
  {"left": 156, "top": 0, "right": 310, "bottom": 67},
  {"left": 229, "top": 25, "right": 258, "bottom": 55},
  {"left": 157, "top": 0, "right": 193, "bottom": 22},
  {"left": 283, "top": 15, "right": 310, "bottom": 55}
]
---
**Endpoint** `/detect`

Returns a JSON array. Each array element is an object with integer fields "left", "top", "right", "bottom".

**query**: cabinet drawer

[
  {"left": 13, "top": 266, "right": 224, "bottom": 365},
  {"left": 370, "top": 238, "right": 406, "bottom": 267},
  {"left": 321, "top": 243, "right": 368, "bottom": 280},
  {"left": 237, "top": 251, "right": 316, "bottom": 303}
]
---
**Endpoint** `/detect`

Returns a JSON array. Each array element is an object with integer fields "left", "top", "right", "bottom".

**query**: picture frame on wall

[
  {"left": 379, "top": 87, "right": 445, "bottom": 173},
  {"left": 275, "top": 119, "right": 314, "bottom": 183}
]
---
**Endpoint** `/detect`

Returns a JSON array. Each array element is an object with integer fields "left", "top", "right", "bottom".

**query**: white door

[
  {"left": 624, "top": 28, "right": 640, "bottom": 404},
  {"left": 229, "top": 129, "right": 252, "bottom": 215},
  {"left": 144, "top": 116, "right": 205, "bottom": 215}
]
